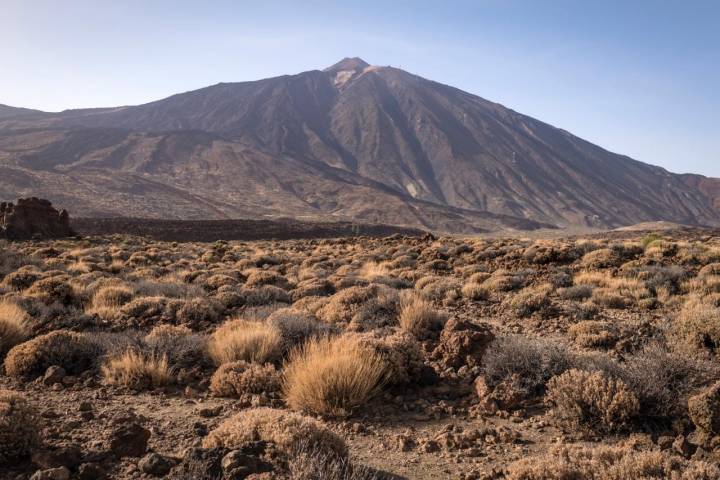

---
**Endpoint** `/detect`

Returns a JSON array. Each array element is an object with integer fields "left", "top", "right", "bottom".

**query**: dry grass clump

[
  {"left": 175, "top": 296, "right": 224, "bottom": 328},
  {"left": 209, "top": 360, "right": 280, "bottom": 398},
  {"left": 245, "top": 270, "right": 291, "bottom": 289},
  {"left": 557, "top": 284, "right": 593, "bottom": 300},
  {"left": 461, "top": 281, "right": 490, "bottom": 301},
  {"left": 5, "top": 330, "right": 99, "bottom": 377},
  {"left": 350, "top": 331, "right": 426, "bottom": 386},
  {"left": 239, "top": 285, "right": 291, "bottom": 306},
  {"left": 25, "top": 276, "right": 78, "bottom": 305},
  {"left": 568, "top": 320, "right": 619, "bottom": 349},
  {"left": 507, "top": 283, "right": 552, "bottom": 316},
  {"left": 202, "top": 407, "right": 348, "bottom": 458},
  {"left": 144, "top": 324, "right": 208, "bottom": 369},
  {"left": 414, "top": 275, "right": 461, "bottom": 302},
  {"left": 546, "top": 369, "right": 639, "bottom": 433},
  {"left": 398, "top": 292, "right": 446, "bottom": 338},
  {"left": 208, "top": 319, "right": 283, "bottom": 365},
  {"left": 288, "top": 442, "right": 380, "bottom": 480},
  {"left": 482, "top": 270, "right": 526, "bottom": 292},
  {"left": 283, "top": 335, "right": 387, "bottom": 417},
  {"left": 0, "top": 300, "right": 30, "bottom": 358},
  {"left": 316, "top": 285, "right": 399, "bottom": 331},
  {"left": 1, "top": 265, "right": 41, "bottom": 291},
  {"left": 101, "top": 350, "right": 173, "bottom": 390},
  {"left": 267, "top": 308, "right": 329, "bottom": 350},
  {"left": 91, "top": 285, "right": 134, "bottom": 307},
  {"left": 0, "top": 390, "right": 40, "bottom": 463},
  {"left": 506, "top": 443, "right": 720, "bottom": 480},
  {"left": 674, "top": 296, "right": 720, "bottom": 355}
]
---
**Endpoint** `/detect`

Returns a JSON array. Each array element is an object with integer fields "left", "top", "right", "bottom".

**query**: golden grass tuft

[
  {"left": 398, "top": 292, "right": 446, "bottom": 338},
  {"left": 0, "top": 300, "right": 30, "bottom": 358},
  {"left": 101, "top": 350, "right": 173, "bottom": 390},
  {"left": 283, "top": 335, "right": 387, "bottom": 417},
  {"left": 0, "top": 389, "right": 40, "bottom": 463},
  {"left": 208, "top": 318, "right": 283, "bottom": 365}
]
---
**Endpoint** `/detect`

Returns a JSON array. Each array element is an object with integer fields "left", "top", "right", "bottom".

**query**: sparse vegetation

[{"left": 0, "top": 230, "right": 719, "bottom": 478}]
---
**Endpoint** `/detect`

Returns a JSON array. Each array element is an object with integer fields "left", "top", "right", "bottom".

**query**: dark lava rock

[
  {"left": 0, "top": 198, "right": 73, "bottom": 240},
  {"left": 139, "top": 453, "right": 173, "bottom": 477},
  {"left": 109, "top": 422, "right": 151, "bottom": 458}
]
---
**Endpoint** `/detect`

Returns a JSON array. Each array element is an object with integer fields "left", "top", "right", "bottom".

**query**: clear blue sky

[{"left": 3, "top": 0, "right": 718, "bottom": 177}]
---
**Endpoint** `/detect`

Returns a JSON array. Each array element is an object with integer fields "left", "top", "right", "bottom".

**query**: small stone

[
  {"left": 109, "top": 422, "right": 151, "bottom": 457},
  {"left": 139, "top": 453, "right": 172, "bottom": 477},
  {"left": 222, "top": 450, "right": 259, "bottom": 476},
  {"left": 43, "top": 366, "right": 66, "bottom": 386},
  {"left": 78, "top": 401, "right": 93, "bottom": 412},
  {"left": 77, "top": 463, "right": 107, "bottom": 480},
  {"left": 197, "top": 406, "right": 222, "bottom": 418}
]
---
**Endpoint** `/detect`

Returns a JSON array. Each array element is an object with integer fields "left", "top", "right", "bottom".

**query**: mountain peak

[{"left": 324, "top": 57, "right": 370, "bottom": 74}]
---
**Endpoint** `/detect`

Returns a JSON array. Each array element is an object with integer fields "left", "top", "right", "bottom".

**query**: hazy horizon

[{"left": 3, "top": 0, "right": 718, "bottom": 177}]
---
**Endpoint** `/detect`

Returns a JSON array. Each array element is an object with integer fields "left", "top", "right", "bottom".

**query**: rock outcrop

[{"left": 0, "top": 198, "right": 73, "bottom": 240}]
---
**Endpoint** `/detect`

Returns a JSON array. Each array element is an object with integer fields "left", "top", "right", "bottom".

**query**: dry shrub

[
  {"left": 349, "top": 331, "right": 426, "bottom": 386},
  {"left": 568, "top": 320, "right": 619, "bottom": 348},
  {"left": 288, "top": 442, "right": 380, "bottom": 480},
  {"left": 461, "top": 281, "right": 490, "bottom": 301},
  {"left": 482, "top": 336, "right": 575, "bottom": 399},
  {"left": 591, "top": 288, "right": 630, "bottom": 309},
  {"left": 283, "top": 335, "right": 386, "bottom": 417},
  {"left": 483, "top": 271, "right": 526, "bottom": 292},
  {"left": 622, "top": 343, "right": 715, "bottom": 421},
  {"left": 203, "top": 407, "right": 347, "bottom": 458},
  {"left": 144, "top": 324, "right": 208, "bottom": 369},
  {"left": 557, "top": 285, "right": 593, "bottom": 301},
  {"left": 267, "top": 308, "right": 329, "bottom": 350},
  {"left": 507, "top": 283, "right": 552, "bottom": 316},
  {"left": 239, "top": 285, "right": 291, "bottom": 306},
  {"left": 0, "top": 390, "right": 40, "bottom": 463},
  {"left": 415, "top": 276, "right": 461, "bottom": 301},
  {"left": 398, "top": 292, "right": 446, "bottom": 338},
  {"left": 208, "top": 319, "right": 282, "bottom": 365},
  {"left": 5, "top": 330, "right": 99, "bottom": 377},
  {"left": 0, "top": 300, "right": 30, "bottom": 358},
  {"left": 316, "top": 285, "right": 399, "bottom": 331},
  {"left": 209, "top": 360, "right": 280, "bottom": 398},
  {"left": 25, "top": 276, "right": 78, "bottom": 305},
  {"left": 2, "top": 265, "right": 41, "bottom": 291},
  {"left": 245, "top": 270, "right": 291, "bottom": 290},
  {"left": 175, "top": 296, "right": 224, "bottom": 328},
  {"left": 675, "top": 296, "right": 720, "bottom": 355},
  {"left": 546, "top": 369, "right": 639, "bottom": 433},
  {"left": 506, "top": 443, "right": 720, "bottom": 480},
  {"left": 101, "top": 350, "right": 172, "bottom": 390}
]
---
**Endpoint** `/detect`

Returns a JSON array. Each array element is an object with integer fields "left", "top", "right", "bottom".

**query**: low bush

[
  {"left": 202, "top": 407, "right": 347, "bottom": 458},
  {"left": 5, "top": 330, "right": 99, "bottom": 377},
  {"left": 0, "top": 390, "right": 40, "bottom": 463},
  {"left": 209, "top": 360, "right": 280, "bottom": 398},
  {"left": 506, "top": 443, "right": 720, "bottom": 480},
  {"left": 546, "top": 369, "right": 639, "bottom": 433}
]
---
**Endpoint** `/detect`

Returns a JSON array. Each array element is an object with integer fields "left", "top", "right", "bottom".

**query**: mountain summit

[{"left": 0, "top": 59, "right": 718, "bottom": 232}]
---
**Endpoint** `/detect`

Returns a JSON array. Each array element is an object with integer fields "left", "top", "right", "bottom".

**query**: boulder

[
  {"left": 689, "top": 381, "right": 720, "bottom": 437},
  {"left": 0, "top": 197, "right": 73, "bottom": 240},
  {"left": 431, "top": 318, "right": 495, "bottom": 369}
]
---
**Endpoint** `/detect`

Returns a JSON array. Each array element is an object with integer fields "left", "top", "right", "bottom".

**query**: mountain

[{"left": 0, "top": 57, "right": 718, "bottom": 232}]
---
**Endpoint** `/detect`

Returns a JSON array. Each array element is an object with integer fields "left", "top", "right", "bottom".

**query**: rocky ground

[{"left": 1, "top": 229, "right": 720, "bottom": 479}]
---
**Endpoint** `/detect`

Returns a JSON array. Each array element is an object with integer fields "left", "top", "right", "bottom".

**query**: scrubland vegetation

[{"left": 1, "top": 230, "right": 720, "bottom": 478}]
